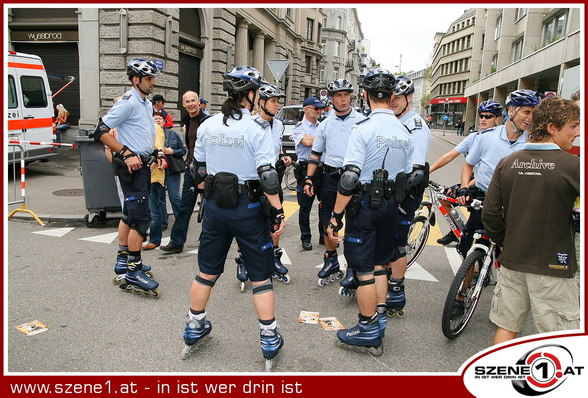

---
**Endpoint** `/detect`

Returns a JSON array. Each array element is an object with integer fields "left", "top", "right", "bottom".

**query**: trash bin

[{"left": 75, "top": 129, "right": 122, "bottom": 227}]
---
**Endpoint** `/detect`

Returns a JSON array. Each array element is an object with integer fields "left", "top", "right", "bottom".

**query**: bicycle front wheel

[
  {"left": 441, "top": 250, "right": 487, "bottom": 339},
  {"left": 406, "top": 216, "right": 430, "bottom": 268}
]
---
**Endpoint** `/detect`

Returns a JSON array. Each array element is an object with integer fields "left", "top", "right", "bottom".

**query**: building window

[
  {"left": 495, "top": 15, "right": 502, "bottom": 40},
  {"left": 320, "top": 69, "right": 325, "bottom": 83},
  {"left": 334, "top": 41, "right": 340, "bottom": 57},
  {"left": 334, "top": 67, "right": 340, "bottom": 79},
  {"left": 515, "top": 8, "right": 527, "bottom": 21},
  {"left": 337, "top": 16, "right": 342, "bottom": 30},
  {"left": 305, "top": 56, "right": 312, "bottom": 73},
  {"left": 286, "top": 8, "right": 292, "bottom": 19},
  {"left": 541, "top": 10, "right": 568, "bottom": 46},
  {"left": 491, "top": 54, "right": 498, "bottom": 73},
  {"left": 511, "top": 38, "right": 523, "bottom": 62},
  {"left": 306, "top": 18, "right": 314, "bottom": 41}
]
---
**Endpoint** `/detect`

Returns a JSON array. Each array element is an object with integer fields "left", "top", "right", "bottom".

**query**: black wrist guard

[
  {"left": 270, "top": 206, "right": 285, "bottom": 226},
  {"left": 456, "top": 187, "right": 470, "bottom": 197},
  {"left": 330, "top": 210, "right": 344, "bottom": 232}
]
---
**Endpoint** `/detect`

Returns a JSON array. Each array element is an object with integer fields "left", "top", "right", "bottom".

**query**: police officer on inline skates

[
  {"left": 181, "top": 66, "right": 286, "bottom": 371},
  {"left": 93, "top": 58, "right": 163, "bottom": 297},
  {"left": 292, "top": 97, "right": 326, "bottom": 250},
  {"left": 385, "top": 76, "right": 431, "bottom": 317},
  {"left": 303, "top": 79, "right": 366, "bottom": 289},
  {"left": 327, "top": 69, "right": 413, "bottom": 354}
]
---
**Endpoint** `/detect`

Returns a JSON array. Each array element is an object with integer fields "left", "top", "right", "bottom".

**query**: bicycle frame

[
  {"left": 466, "top": 231, "right": 497, "bottom": 299},
  {"left": 424, "top": 182, "right": 463, "bottom": 241}
]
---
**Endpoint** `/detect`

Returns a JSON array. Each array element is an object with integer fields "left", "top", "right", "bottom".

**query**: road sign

[
  {"left": 319, "top": 89, "right": 328, "bottom": 100},
  {"left": 442, "top": 114, "right": 450, "bottom": 121},
  {"left": 266, "top": 59, "right": 290, "bottom": 83}
]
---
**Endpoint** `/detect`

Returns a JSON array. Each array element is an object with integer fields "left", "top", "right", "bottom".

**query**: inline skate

[
  {"left": 118, "top": 258, "right": 160, "bottom": 298},
  {"left": 235, "top": 251, "right": 248, "bottom": 292},
  {"left": 317, "top": 253, "right": 343, "bottom": 286},
  {"left": 386, "top": 277, "right": 406, "bottom": 317},
  {"left": 272, "top": 248, "right": 290, "bottom": 283},
  {"left": 335, "top": 314, "right": 383, "bottom": 356},
  {"left": 338, "top": 268, "right": 358, "bottom": 297},
  {"left": 260, "top": 321, "right": 284, "bottom": 371},
  {"left": 112, "top": 250, "right": 153, "bottom": 285},
  {"left": 181, "top": 313, "right": 212, "bottom": 359}
]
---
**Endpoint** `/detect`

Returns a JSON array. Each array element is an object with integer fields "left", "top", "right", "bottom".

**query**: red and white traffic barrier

[
  {"left": 8, "top": 143, "right": 45, "bottom": 226},
  {"left": 8, "top": 140, "right": 76, "bottom": 148}
]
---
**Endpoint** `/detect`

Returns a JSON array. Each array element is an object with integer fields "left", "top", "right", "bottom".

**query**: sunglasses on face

[
  {"left": 308, "top": 107, "right": 321, "bottom": 111},
  {"left": 479, "top": 114, "right": 496, "bottom": 119}
]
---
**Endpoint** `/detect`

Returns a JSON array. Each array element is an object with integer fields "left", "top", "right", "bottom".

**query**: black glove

[
  {"left": 456, "top": 187, "right": 470, "bottom": 198},
  {"left": 270, "top": 206, "right": 285, "bottom": 227}
]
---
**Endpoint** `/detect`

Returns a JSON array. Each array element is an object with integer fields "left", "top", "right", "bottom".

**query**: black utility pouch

[
  {"left": 395, "top": 172, "right": 408, "bottom": 204},
  {"left": 417, "top": 162, "right": 430, "bottom": 196},
  {"left": 245, "top": 180, "right": 261, "bottom": 202},
  {"left": 212, "top": 172, "right": 239, "bottom": 208},
  {"left": 112, "top": 156, "right": 133, "bottom": 185},
  {"left": 369, "top": 168, "right": 388, "bottom": 209},
  {"left": 203, "top": 175, "right": 215, "bottom": 200},
  {"left": 294, "top": 161, "right": 307, "bottom": 181},
  {"left": 345, "top": 191, "right": 362, "bottom": 218},
  {"left": 275, "top": 159, "right": 286, "bottom": 183}
]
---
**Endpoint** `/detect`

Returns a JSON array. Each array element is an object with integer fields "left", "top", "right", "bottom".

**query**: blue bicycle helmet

[
  {"left": 506, "top": 89, "right": 541, "bottom": 107},
  {"left": 223, "top": 65, "right": 263, "bottom": 95},
  {"left": 478, "top": 100, "right": 503, "bottom": 116},
  {"left": 362, "top": 69, "right": 397, "bottom": 98},
  {"left": 394, "top": 75, "right": 415, "bottom": 96}
]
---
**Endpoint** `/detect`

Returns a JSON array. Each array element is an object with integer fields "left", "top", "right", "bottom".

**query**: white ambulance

[{"left": 7, "top": 51, "right": 57, "bottom": 164}]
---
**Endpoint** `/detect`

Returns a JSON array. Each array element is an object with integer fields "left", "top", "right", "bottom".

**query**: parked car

[{"left": 275, "top": 104, "right": 303, "bottom": 155}]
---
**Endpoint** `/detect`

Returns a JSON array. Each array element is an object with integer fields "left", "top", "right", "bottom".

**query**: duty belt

[
  {"left": 363, "top": 180, "right": 395, "bottom": 196},
  {"left": 323, "top": 164, "right": 343, "bottom": 174}
]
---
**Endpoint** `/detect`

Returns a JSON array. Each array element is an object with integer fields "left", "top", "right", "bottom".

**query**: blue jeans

[
  {"left": 161, "top": 171, "right": 182, "bottom": 228},
  {"left": 148, "top": 183, "right": 166, "bottom": 245},
  {"left": 169, "top": 171, "right": 198, "bottom": 248}
]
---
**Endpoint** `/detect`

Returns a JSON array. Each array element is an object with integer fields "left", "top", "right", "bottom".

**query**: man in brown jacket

[{"left": 482, "top": 97, "right": 580, "bottom": 345}]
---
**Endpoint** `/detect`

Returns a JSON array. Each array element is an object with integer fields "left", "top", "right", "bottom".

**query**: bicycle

[
  {"left": 406, "top": 180, "right": 465, "bottom": 268},
  {"left": 441, "top": 199, "right": 500, "bottom": 339}
]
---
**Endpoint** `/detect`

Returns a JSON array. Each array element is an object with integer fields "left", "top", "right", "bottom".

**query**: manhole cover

[{"left": 53, "top": 189, "right": 85, "bottom": 197}]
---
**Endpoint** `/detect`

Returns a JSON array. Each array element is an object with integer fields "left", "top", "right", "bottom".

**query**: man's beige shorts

[{"left": 489, "top": 266, "right": 580, "bottom": 333}]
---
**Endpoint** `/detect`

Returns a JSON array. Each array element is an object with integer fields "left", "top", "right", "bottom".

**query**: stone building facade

[{"left": 7, "top": 7, "right": 328, "bottom": 130}]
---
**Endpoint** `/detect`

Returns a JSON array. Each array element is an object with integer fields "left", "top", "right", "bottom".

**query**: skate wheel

[
  {"left": 147, "top": 288, "right": 161, "bottom": 299},
  {"left": 329, "top": 274, "right": 337, "bottom": 283},
  {"left": 112, "top": 274, "right": 126, "bottom": 285},
  {"left": 396, "top": 310, "right": 405, "bottom": 318},
  {"left": 181, "top": 344, "right": 192, "bottom": 360},
  {"left": 335, "top": 271, "right": 344, "bottom": 280},
  {"left": 240, "top": 282, "right": 245, "bottom": 293},
  {"left": 338, "top": 286, "right": 345, "bottom": 296},
  {"left": 271, "top": 273, "right": 277, "bottom": 279},
  {"left": 318, "top": 278, "right": 326, "bottom": 286},
  {"left": 282, "top": 274, "right": 290, "bottom": 284}
]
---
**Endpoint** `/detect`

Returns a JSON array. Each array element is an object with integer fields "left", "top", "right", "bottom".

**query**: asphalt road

[{"left": 6, "top": 132, "right": 532, "bottom": 373}]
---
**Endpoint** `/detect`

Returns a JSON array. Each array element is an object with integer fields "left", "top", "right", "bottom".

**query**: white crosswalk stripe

[
  {"left": 33, "top": 227, "right": 75, "bottom": 237},
  {"left": 78, "top": 232, "right": 118, "bottom": 244}
]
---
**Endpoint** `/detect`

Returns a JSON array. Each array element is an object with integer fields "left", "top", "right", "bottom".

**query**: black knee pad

[
  {"left": 252, "top": 279, "right": 273, "bottom": 295},
  {"left": 373, "top": 269, "right": 388, "bottom": 277},
  {"left": 358, "top": 278, "right": 375, "bottom": 286},
  {"left": 195, "top": 274, "right": 218, "bottom": 287},
  {"left": 131, "top": 221, "right": 150, "bottom": 238}
]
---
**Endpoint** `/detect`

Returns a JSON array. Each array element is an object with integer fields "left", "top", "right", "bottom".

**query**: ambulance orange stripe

[
  {"left": 8, "top": 118, "right": 53, "bottom": 130},
  {"left": 8, "top": 62, "right": 44, "bottom": 70}
]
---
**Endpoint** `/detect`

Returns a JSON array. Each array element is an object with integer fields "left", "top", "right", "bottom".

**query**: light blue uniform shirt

[
  {"left": 343, "top": 109, "right": 413, "bottom": 184},
  {"left": 291, "top": 117, "right": 320, "bottom": 161},
  {"left": 254, "top": 115, "right": 285, "bottom": 161},
  {"left": 398, "top": 109, "right": 430, "bottom": 167},
  {"left": 102, "top": 87, "right": 155, "bottom": 155},
  {"left": 466, "top": 124, "right": 527, "bottom": 192},
  {"left": 194, "top": 110, "right": 275, "bottom": 184},
  {"left": 312, "top": 108, "right": 366, "bottom": 168},
  {"left": 455, "top": 130, "right": 481, "bottom": 155}
]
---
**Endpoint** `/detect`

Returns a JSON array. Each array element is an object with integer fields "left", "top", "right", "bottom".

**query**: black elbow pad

[
  {"left": 92, "top": 118, "right": 111, "bottom": 143},
  {"left": 258, "top": 164, "right": 280, "bottom": 195},
  {"left": 338, "top": 165, "right": 361, "bottom": 196}
]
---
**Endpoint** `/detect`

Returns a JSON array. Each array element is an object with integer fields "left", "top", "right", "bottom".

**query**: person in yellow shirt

[{"left": 144, "top": 111, "right": 168, "bottom": 249}]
